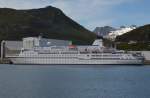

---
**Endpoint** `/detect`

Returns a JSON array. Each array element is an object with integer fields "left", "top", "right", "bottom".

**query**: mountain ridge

[
  {"left": 0, "top": 6, "right": 97, "bottom": 44},
  {"left": 116, "top": 24, "right": 150, "bottom": 42}
]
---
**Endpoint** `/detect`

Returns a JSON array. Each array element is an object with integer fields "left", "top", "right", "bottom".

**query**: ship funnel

[{"left": 92, "top": 39, "right": 103, "bottom": 47}]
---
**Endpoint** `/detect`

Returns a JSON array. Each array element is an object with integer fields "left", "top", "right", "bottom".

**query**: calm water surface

[{"left": 0, "top": 64, "right": 150, "bottom": 98}]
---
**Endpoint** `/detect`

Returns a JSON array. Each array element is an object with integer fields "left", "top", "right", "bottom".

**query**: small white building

[
  {"left": 23, "top": 37, "right": 40, "bottom": 49},
  {"left": 23, "top": 36, "right": 72, "bottom": 49}
]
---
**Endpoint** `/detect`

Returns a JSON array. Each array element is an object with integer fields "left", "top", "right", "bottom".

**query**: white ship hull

[{"left": 9, "top": 57, "right": 143, "bottom": 65}]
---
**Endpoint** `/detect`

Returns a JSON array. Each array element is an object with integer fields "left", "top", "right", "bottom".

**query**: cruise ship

[{"left": 6, "top": 37, "right": 144, "bottom": 65}]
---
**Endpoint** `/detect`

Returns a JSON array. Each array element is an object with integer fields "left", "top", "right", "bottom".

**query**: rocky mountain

[
  {"left": 93, "top": 26, "right": 116, "bottom": 37},
  {"left": 107, "top": 26, "right": 136, "bottom": 41},
  {"left": 0, "top": 6, "right": 97, "bottom": 45},
  {"left": 116, "top": 24, "right": 150, "bottom": 42}
]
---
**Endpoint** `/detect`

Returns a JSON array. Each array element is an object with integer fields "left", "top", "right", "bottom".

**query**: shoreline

[
  {"left": 0, "top": 58, "right": 11, "bottom": 64},
  {"left": 144, "top": 60, "right": 150, "bottom": 65}
]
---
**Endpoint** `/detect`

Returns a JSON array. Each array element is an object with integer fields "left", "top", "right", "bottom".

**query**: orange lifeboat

[{"left": 68, "top": 45, "right": 76, "bottom": 49}]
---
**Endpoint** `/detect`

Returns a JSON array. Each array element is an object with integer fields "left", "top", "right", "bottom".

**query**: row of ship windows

[
  {"left": 24, "top": 54, "right": 128, "bottom": 58},
  {"left": 39, "top": 52, "right": 78, "bottom": 54},
  {"left": 91, "top": 58, "right": 133, "bottom": 60},
  {"left": 91, "top": 58, "right": 120, "bottom": 59},
  {"left": 22, "top": 56, "right": 133, "bottom": 60},
  {"left": 91, "top": 55, "right": 122, "bottom": 57}
]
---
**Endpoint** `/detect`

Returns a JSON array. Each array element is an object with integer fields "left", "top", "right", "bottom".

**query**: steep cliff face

[
  {"left": 93, "top": 26, "right": 116, "bottom": 37},
  {"left": 0, "top": 6, "right": 97, "bottom": 44}
]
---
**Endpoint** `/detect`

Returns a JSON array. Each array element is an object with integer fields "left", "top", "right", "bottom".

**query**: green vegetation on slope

[
  {"left": 0, "top": 6, "right": 97, "bottom": 45},
  {"left": 116, "top": 24, "right": 150, "bottom": 42},
  {"left": 115, "top": 24, "right": 150, "bottom": 50},
  {"left": 117, "top": 42, "right": 150, "bottom": 51}
]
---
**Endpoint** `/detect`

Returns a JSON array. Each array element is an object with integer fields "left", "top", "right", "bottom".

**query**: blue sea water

[{"left": 0, "top": 64, "right": 150, "bottom": 98}]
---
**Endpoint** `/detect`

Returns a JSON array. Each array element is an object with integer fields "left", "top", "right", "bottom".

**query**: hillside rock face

[
  {"left": 0, "top": 6, "right": 97, "bottom": 44},
  {"left": 93, "top": 26, "right": 116, "bottom": 37},
  {"left": 116, "top": 24, "right": 150, "bottom": 42}
]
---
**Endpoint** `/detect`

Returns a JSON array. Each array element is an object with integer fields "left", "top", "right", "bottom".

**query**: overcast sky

[{"left": 0, "top": 0, "right": 149, "bottom": 30}]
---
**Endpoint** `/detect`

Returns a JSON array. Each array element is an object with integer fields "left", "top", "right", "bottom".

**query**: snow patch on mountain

[{"left": 106, "top": 26, "right": 136, "bottom": 40}]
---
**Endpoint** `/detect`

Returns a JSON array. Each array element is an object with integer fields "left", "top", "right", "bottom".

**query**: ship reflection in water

[{"left": 0, "top": 64, "right": 150, "bottom": 98}]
